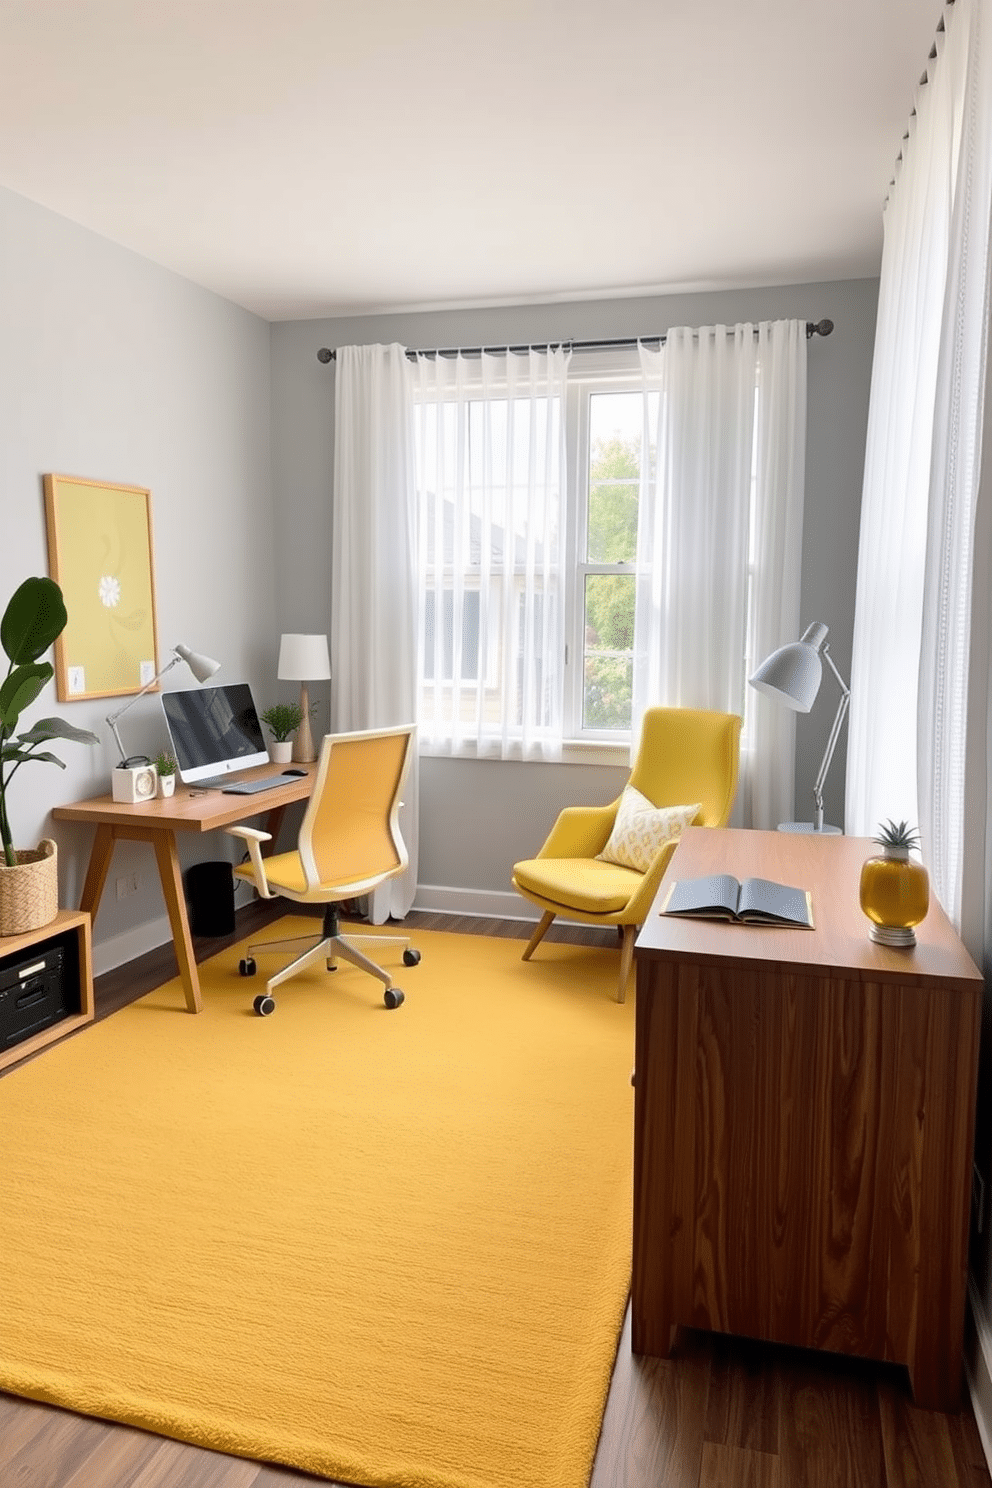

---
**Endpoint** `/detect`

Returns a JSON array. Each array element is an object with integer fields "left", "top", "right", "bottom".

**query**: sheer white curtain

[
  {"left": 636, "top": 321, "right": 807, "bottom": 828},
  {"left": 846, "top": 0, "right": 992, "bottom": 937},
  {"left": 412, "top": 347, "right": 570, "bottom": 760},
  {"left": 918, "top": 0, "right": 992, "bottom": 936},
  {"left": 331, "top": 343, "right": 418, "bottom": 920},
  {"left": 747, "top": 321, "right": 809, "bottom": 828}
]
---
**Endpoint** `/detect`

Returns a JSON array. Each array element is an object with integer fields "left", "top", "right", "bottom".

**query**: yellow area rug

[{"left": 0, "top": 921, "right": 635, "bottom": 1488}]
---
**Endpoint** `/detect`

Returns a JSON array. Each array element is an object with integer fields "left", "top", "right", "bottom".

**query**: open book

[{"left": 660, "top": 873, "right": 814, "bottom": 929}]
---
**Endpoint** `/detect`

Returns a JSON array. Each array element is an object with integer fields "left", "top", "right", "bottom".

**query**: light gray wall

[
  {"left": 0, "top": 185, "right": 274, "bottom": 968},
  {"left": 270, "top": 279, "right": 878, "bottom": 908},
  {"left": 0, "top": 186, "right": 879, "bottom": 959}
]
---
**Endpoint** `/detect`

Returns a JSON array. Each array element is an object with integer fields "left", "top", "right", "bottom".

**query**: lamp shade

[
  {"left": 277, "top": 633, "right": 331, "bottom": 681},
  {"left": 174, "top": 643, "right": 222, "bottom": 684},
  {"left": 748, "top": 622, "right": 828, "bottom": 713}
]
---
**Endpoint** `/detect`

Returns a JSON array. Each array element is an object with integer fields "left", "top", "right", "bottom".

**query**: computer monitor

[{"left": 161, "top": 682, "right": 269, "bottom": 784}]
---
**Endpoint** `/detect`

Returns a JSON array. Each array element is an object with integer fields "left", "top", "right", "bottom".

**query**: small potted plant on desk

[
  {"left": 153, "top": 751, "right": 178, "bottom": 798},
  {"left": 0, "top": 576, "right": 99, "bottom": 934},
  {"left": 260, "top": 702, "right": 303, "bottom": 765}
]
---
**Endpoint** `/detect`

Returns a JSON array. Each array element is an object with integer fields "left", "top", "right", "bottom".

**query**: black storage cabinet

[
  {"left": 0, "top": 936, "right": 75, "bottom": 1053},
  {"left": 185, "top": 860, "right": 236, "bottom": 937}
]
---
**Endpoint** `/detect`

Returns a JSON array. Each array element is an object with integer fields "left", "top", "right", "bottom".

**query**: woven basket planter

[{"left": 0, "top": 838, "right": 58, "bottom": 937}]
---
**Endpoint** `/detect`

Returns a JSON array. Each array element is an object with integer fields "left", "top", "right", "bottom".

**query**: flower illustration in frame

[{"left": 43, "top": 474, "right": 160, "bottom": 702}]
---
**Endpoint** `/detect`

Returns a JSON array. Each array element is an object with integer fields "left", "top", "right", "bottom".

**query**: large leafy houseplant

[{"left": 0, "top": 576, "right": 98, "bottom": 868}]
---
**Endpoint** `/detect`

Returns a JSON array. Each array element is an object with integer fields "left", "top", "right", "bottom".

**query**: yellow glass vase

[{"left": 859, "top": 845, "right": 929, "bottom": 947}]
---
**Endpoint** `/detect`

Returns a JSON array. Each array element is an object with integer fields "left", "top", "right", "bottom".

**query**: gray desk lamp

[
  {"left": 748, "top": 622, "right": 850, "bottom": 833},
  {"left": 106, "top": 643, "right": 221, "bottom": 764}
]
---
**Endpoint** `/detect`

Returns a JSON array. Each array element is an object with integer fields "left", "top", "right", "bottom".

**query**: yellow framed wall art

[{"left": 43, "top": 474, "right": 160, "bottom": 703}]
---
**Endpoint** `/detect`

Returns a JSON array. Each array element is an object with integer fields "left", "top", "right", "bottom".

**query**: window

[
  {"left": 414, "top": 342, "right": 778, "bottom": 756},
  {"left": 424, "top": 590, "right": 481, "bottom": 681},
  {"left": 569, "top": 383, "right": 646, "bottom": 737},
  {"left": 413, "top": 350, "right": 568, "bottom": 758},
  {"left": 414, "top": 349, "right": 652, "bottom": 753}
]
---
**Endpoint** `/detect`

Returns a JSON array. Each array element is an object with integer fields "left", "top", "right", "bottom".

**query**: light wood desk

[
  {"left": 632, "top": 826, "right": 982, "bottom": 1411},
  {"left": 53, "top": 762, "right": 317, "bottom": 1014}
]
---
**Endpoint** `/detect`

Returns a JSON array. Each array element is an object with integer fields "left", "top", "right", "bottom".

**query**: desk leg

[
  {"left": 262, "top": 804, "right": 287, "bottom": 855},
  {"left": 79, "top": 823, "right": 116, "bottom": 919},
  {"left": 152, "top": 833, "right": 202, "bottom": 1014}
]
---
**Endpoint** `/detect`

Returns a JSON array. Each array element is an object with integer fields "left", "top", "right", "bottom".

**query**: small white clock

[{"left": 111, "top": 763, "right": 159, "bottom": 804}]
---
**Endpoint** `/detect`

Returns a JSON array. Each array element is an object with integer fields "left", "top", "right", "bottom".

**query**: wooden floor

[{"left": 1, "top": 903, "right": 989, "bottom": 1488}]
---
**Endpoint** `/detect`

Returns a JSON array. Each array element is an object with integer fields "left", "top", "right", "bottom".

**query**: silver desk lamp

[
  {"left": 106, "top": 643, "right": 221, "bottom": 765},
  {"left": 749, "top": 622, "right": 850, "bottom": 833}
]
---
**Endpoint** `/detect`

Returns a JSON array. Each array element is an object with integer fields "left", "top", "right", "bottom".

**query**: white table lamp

[
  {"left": 277, "top": 633, "right": 331, "bottom": 763},
  {"left": 749, "top": 622, "right": 850, "bottom": 834}
]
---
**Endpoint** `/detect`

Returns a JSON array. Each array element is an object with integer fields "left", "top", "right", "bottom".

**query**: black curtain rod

[{"left": 316, "top": 318, "right": 834, "bottom": 364}]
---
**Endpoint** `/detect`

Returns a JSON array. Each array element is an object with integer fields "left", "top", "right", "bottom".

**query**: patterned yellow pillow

[{"left": 596, "top": 789, "right": 701, "bottom": 873}]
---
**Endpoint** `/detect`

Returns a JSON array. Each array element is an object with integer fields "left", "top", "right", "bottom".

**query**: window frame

[
  {"left": 413, "top": 359, "right": 567, "bottom": 754},
  {"left": 423, "top": 586, "right": 490, "bottom": 686},
  {"left": 413, "top": 344, "right": 761, "bottom": 763},
  {"left": 562, "top": 349, "right": 645, "bottom": 746}
]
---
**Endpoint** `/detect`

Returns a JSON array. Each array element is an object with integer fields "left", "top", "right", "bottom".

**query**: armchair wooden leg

[
  {"left": 522, "top": 911, "right": 555, "bottom": 961},
  {"left": 617, "top": 925, "right": 637, "bottom": 1004}
]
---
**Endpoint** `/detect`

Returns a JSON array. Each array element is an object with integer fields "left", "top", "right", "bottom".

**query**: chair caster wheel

[
  {"left": 239, "top": 957, "right": 256, "bottom": 977},
  {"left": 403, "top": 948, "right": 421, "bottom": 967},
  {"left": 384, "top": 988, "right": 405, "bottom": 1009},
  {"left": 253, "top": 993, "right": 276, "bottom": 1016}
]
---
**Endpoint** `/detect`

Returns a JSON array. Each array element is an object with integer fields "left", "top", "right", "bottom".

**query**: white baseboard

[
  {"left": 92, "top": 913, "right": 174, "bottom": 977},
  {"left": 411, "top": 884, "right": 539, "bottom": 920},
  {"left": 91, "top": 880, "right": 257, "bottom": 977},
  {"left": 967, "top": 1279, "right": 992, "bottom": 1473}
]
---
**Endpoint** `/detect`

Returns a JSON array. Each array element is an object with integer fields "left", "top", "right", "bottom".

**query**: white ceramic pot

[
  {"left": 157, "top": 774, "right": 176, "bottom": 798},
  {"left": 269, "top": 741, "right": 293, "bottom": 764}
]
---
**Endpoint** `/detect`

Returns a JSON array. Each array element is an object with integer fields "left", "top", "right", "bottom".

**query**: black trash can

[{"left": 185, "top": 861, "right": 236, "bottom": 937}]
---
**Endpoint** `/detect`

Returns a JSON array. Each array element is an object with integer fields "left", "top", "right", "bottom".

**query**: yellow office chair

[
  {"left": 512, "top": 707, "right": 741, "bottom": 1002},
  {"left": 226, "top": 724, "right": 420, "bottom": 1015}
]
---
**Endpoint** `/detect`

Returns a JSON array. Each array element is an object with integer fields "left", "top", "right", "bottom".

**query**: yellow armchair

[{"left": 511, "top": 707, "right": 742, "bottom": 1001}]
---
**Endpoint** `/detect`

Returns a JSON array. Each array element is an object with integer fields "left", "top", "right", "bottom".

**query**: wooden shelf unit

[{"left": 0, "top": 909, "right": 94, "bottom": 1072}]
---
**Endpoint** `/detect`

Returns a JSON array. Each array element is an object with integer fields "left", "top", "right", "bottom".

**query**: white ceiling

[{"left": 0, "top": 0, "right": 942, "bottom": 322}]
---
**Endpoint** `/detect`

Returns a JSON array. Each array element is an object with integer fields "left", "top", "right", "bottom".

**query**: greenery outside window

[{"left": 570, "top": 383, "right": 646, "bottom": 736}]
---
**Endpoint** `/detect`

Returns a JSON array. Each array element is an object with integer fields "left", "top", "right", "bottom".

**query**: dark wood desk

[
  {"left": 53, "top": 762, "right": 317, "bottom": 1014},
  {"left": 632, "top": 826, "right": 982, "bottom": 1411}
]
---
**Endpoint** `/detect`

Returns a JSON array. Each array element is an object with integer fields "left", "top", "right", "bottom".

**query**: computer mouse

[{"left": 282, "top": 767, "right": 308, "bottom": 776}]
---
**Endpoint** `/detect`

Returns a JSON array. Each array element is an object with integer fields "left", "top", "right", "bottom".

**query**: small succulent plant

[
  {"left": 874, "top": 819, "right": 921, "bottom": 853},
  {"left": 260, "top": 702, "right": 304, "bottom": 744}
]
